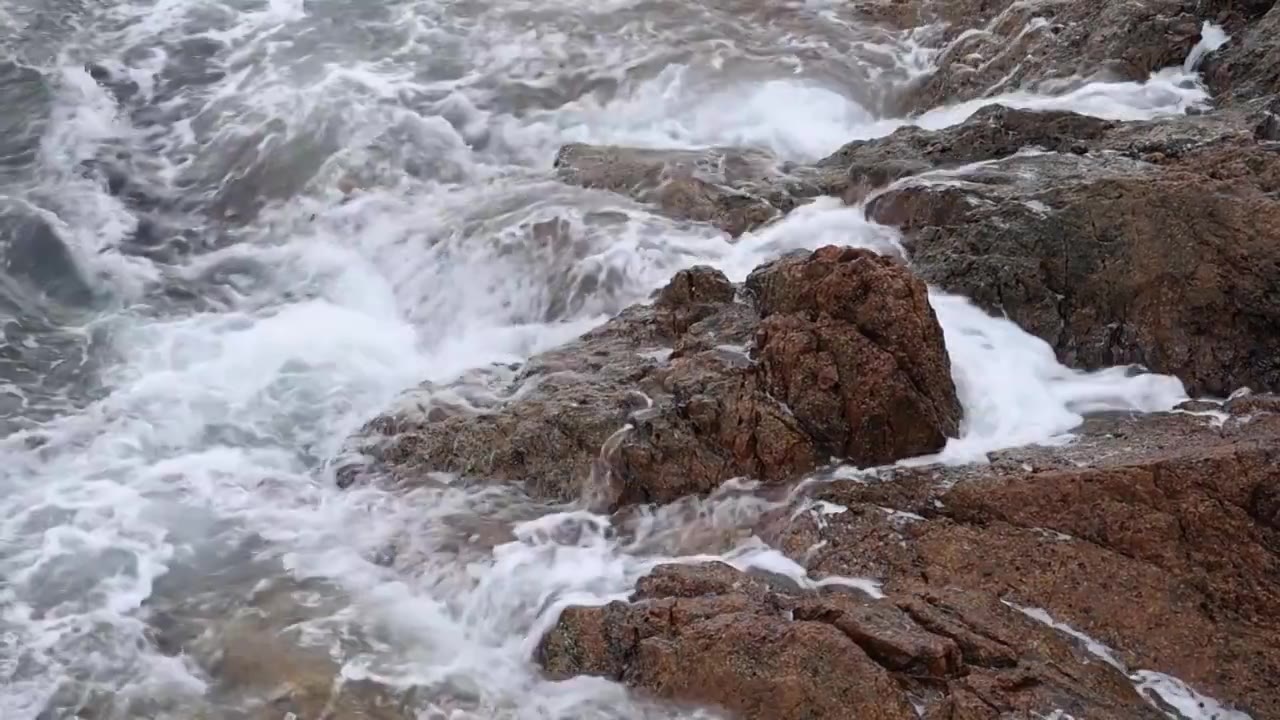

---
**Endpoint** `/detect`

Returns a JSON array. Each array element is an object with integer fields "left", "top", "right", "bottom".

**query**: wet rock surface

[
  {"left": 816, "top": 105, "right": 1116, "bottom": 201},
  {"left": 538, "top": 563, "right": 1167, "bottom": 719},
  {"left": 553, "top": 144, "right": 838, "bottom": 237},
  {"left": 538, "top": 564, "right": 919, "bottom": 720},
  {"left": 541, "top": 402, "right": 1280, "bottom": 719},
  {"left": 347, "top": 246, "right": 961, "bottom": 507},
  {"left": 551, "top": 85, "right": 1280, "bottom": 402},
  {"left": 1205, "top": 4, "right": 1280, "bottom": 102},
  {"left": 862, "top": 102, "right": 1280, "bottom": 396},
  {"left": 890, "top": 0, "right": 1218, "bottom": 114},
  {"left": 765, "top": 402, "right": 1280, "bottom": 719}
]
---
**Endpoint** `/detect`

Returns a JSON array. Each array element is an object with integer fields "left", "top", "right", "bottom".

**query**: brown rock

[
  {"left": 345, "top": 248, "right": 961, "bottom": 507},
  {"left": 626, "top": 613, "right": 915, "bottom": 720},
  {"left": 150, "top": 576, "right": 415, "bottom": 720},
  {"left": 793, "top": 593, "right": 963, "bottom": 677},
  {"left": 633, "top": 560, "right": 774, "bottom": 600},
  {"left": 865, "top": 131, "right": 1280, "bottom": 396},
  {"left": 894, "top": 0, "right": 1208, "bottom": 114},
  {"left": 653, "top": 264, "right": 736, "bottom": 335},
  {"left": 1205, "top": 5, "right": 1280, "bottom": 102},
  {"left": 766, "top": 406, "right": 1280, "bottom": 718},
  {"left": 538, "top": 564, "right": 918, "bottom": 720},
  {"left": 553, "top": 144, "right": 831, "bottom": 236},
  {"left": 816, "top": 104, "right": 1113, "bottom": 198},
  {"left": 748, "top": 247, "right": 962, "bottom": 465}
]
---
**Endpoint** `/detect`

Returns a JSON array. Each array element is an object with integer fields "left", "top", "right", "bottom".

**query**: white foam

[{"left": 1134, "top": 671, "right": 1253, "bottom": 720}]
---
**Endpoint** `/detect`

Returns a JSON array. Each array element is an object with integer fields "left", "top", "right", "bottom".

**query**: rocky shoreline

[{"left": 338, "top": 1, "right": 1280, "bottom": 718}]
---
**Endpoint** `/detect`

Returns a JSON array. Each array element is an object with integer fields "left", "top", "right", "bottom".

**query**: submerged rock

[
  {"left": 553, "top": 143, "right": 839, "bottom": 236},
  {"left": 0, "top": 204, "right": 97, "bottom": 308},
  {"left": 345, "top": 247, "right": 961, "bottom": 507},
  {"left": 864, "top": 127, "right": 1280, "bottom": 397}
]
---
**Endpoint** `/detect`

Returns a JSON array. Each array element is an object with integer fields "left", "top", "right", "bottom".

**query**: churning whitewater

[{"left": 0, "top": 0, "right": 1228, "bottom": 717}]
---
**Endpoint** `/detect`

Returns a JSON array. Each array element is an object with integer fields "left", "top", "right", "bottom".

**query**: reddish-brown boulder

[
  {"left": 344, "top": 248, "right": 962, "bottom": 508},
  {"left": 893, "top": 0, "right": 1208, "bottom": 114}
]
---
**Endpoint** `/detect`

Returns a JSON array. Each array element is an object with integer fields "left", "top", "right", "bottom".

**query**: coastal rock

[
  {"left": 344, "top": 247, "right": 961, "bottom": 507},
  {"left": 537, "top": 562, "right": 1163, "bottom": 720},
  {"left": 746, "top": 247, "right": 962, "bottom": 464},
  {"left": 553, "top": 144, "right": 838, "bottom": 236},
  {"left": 539, "top": 407, "right": 1279, "bottom": 719},
  {"left": 1204, "top": 4, "right": 1280, "bottom": 102},
  {"left": 763, "top": 405, "right": 1280, "bottom": 718},
  {"left": 863, "top": 121, "right": 1280, "bottom": 396},
  {"left": 895, "top": 0, "right": 1206, "bottom": 113},
  {"left": 815, "top": 104, "right": 1115, "bottom": 201}
]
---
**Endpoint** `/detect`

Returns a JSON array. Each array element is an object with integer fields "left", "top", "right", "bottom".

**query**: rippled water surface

[{"left": 0, "top": 0, "right": 1214, "bottom": 717}]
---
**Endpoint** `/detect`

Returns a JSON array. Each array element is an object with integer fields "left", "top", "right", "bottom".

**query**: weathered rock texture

[
  {"left": 539, "top": 563, "right": 919, "bottom": 720},
  {"left": 347, "top": 7, "right": 1280, "bottom": 719},
  {"left": 746, "top": 248, "right": 962, "bottom": 464},
  {"left": 345, "top": 247, "right": 962, "bottom": 507},
  {"left": 541, "top": 402, "right": 1280, "bottom": 719},
  {"left": 856, "top": 102, "right": 1280, "bottom": 396},
  {"left": 817, "top": 104, "right": 1116, "bottom": 201},
  {"left": 768, "top": 403, "right": 1280, "bottom": 718}
]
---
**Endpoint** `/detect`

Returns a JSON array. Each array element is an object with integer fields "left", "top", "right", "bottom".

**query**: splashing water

[{"left": 0, "top": 0, "right": 1213, "bottom": 717}]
